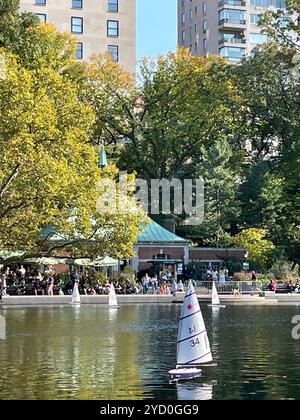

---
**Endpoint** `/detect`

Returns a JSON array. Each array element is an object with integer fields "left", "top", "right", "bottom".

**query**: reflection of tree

[
  {"left": 0, "top": 306, "right": 143, "bottom": 399},
  {"left": 1, "top": 306, "right": 300, "bottom": 400}
]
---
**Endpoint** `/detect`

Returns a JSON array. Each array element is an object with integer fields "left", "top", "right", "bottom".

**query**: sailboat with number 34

[{"left": 169, "top": 280, "right": 213, "bottom": 381}]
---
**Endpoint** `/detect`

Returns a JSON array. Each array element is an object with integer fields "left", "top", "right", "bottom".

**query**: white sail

[
  {"left": 109, "top": 283, "right": 118, "bottom": 307},
  {"left": 71, "top": 282, "right": 81, "bottom": 305},
  {"left": 211, "top": 282, "right": 221, "bottom": 306},
  {"left": 177, "top": 280, "right": 213, "bottom": 366}
]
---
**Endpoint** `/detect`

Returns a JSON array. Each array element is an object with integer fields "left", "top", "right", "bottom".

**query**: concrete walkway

[{"left": 2, "top": 292, "right": 300, "bottom": 306}]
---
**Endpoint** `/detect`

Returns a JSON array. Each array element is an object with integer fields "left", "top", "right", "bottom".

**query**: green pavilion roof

[{"left": 137, "top": 221, "right": 188, "bottom": 244}]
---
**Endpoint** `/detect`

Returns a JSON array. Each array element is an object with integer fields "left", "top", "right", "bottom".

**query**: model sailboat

[
  {"left": 208, "top": 282, "right": 226, "bottom": 308},
  {"left": 169, "top": 280, "right": 213, "bottom": 381},
  {"left": 71, "top": 281, "right": 81, "bottom": 305},
  {"left": 109, "top": 283, "right": 119, "bottom": 308}
]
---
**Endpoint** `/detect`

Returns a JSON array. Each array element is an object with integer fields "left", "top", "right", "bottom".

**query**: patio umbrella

[
  {"left": 93, "top": 256, "right": 122, "bottom": 267},
  {"left": 73, "top": 258, "right": 95, "bottom": 267},
  {"left": 24, "top": 257, "right": 68, "bottom": 265},
  {"left": 0, "top": 251, "right": 25, "bottom": 262}
]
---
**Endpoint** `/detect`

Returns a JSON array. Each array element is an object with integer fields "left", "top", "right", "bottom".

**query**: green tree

[
  {"left": 177, "top": 138, "right": 240, "bottom": 246},
  {"left": 0, "top": 0, "right": 39, "bottom": 50},
  {"left": 120, "top": 50, "right": 237, "bottom": 180},
  {"left": 234, "top": 228, "right": 275, "bottom": 271},
  {"left": 0, "top": 49, "right": 147, "bottom": 257},
  {"left": 231, "top": 42, "right": 300, "bottom": 262}
]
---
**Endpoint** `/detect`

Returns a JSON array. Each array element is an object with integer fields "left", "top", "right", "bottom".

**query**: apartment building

[
  {"left": 20, "top": 0, "right": 136, "bottom": 74},
  {"left": 178, "top": 0, "right": 287, "bottom": 62}
]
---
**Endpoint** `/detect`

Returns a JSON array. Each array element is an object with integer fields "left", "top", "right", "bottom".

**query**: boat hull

[{"left": 168, "top": 368, "right": 202, "bottom": 381}]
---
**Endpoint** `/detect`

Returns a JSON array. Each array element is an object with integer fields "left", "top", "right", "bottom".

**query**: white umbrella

[
  {"left": 24, "top": 257, "right": 68, "bottom": 265},
  {"left": 93, "top": 256, "right": 122, "bottom": 267},
  {"left": 73, "top": 258, "right": 95, "bottom": 267}
]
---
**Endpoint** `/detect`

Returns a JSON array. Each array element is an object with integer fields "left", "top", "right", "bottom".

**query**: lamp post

[{"left": 243, "top": 251, "right": 249, "bottom": 273}]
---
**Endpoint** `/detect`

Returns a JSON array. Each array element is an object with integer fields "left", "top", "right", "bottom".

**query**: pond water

[{"left": 0, "top": 304, "right": 300, "bottom": 400}]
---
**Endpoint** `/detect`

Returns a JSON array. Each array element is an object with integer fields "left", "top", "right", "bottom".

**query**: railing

[
  {"left": 219, "top": 37, "right": 246, "bottom": 44},
  {"left": 218, "top": 0, "right": 246, "bottom": 7},
  {"left": 194, "top": 280, "right": 263, "bottom": 295},
  {"left": 219, "top": 18, "right": 247, "bottom": 26}
]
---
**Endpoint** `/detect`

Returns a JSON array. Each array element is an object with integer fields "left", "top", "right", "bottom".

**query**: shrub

[
  {"left": 233, "top": 272, "right": 251, "bottom": 282},
  {"left": 268, "top": 260, "right": 299, "bottom": 281}
]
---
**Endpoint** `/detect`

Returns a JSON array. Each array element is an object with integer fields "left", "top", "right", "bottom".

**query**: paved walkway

[{"left": 2, "top": 291, "right": 300, "bottom": 306}]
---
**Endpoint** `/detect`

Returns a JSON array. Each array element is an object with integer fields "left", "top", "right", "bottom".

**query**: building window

[
  {"left": 203, "top": 20, "right": 207, "bottom": 32},
  {"left": 220, "top": 46, "right": 245, "bottom": 62},
  {"left": 71, "top": 17, "right": 83, "bottom": 34},
  {"left": 182, "top": 13, "right": 185, "bottom": 24},
  {"left": 108, "top": 45, "right": 119, "bottom": 61},
  {"left": 72, "top": 0, "right": 83, "bottom": 9},
  {"left": 250, "top": 14, "right": 261, "bottom": 25},
  {"left": 249, "top": 33, "right": 268, "bottom": 44},
  {"left": 108, "top": 0, "right": 118, "bottom": 12},
  {"left": 36, "top": 13, "right": 46, "bottom": 22},
  {"left": 250, "top": 0, "right": 286, "bottom": 7},
  {"left": 35, "top": 0, "right": 46, "bottom": 5},
  {"left": 182, "top": 30, "right": 185, "bottom": 42},
  {"left": 76, "top": 42, "right": 83, "bottom": 59},
  {"left": 219, "top": 9, "right": 246, "bottom": 25},
  {"left": 203, "top": 2, "right": 207, "bottom": 16},
  {"left": 107, "top": 20, "right": 119, "bottom": 37}
]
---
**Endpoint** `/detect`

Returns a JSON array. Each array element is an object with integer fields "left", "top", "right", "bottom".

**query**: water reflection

[
  {"left": 0, "top": 311, "right": 6, "bottom": 340},
  {"left": 176, "top": 382, "right": 214, "bottom": 400},
  {"left": 1, "top": 305, "right": 300, "bottom": 400},
  {"left": 108, "top": 307, "right": 118, "bottom": 321},
  {"left": 72, "top": 304, "right": 81, "bottom": 319},
  {"left": 211, "top": 306, "right": 221, "bottom": 321}
]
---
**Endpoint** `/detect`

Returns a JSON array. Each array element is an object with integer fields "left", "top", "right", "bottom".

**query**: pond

[{"left": 0, "top": 304, "right": 300, "bottom": 400}]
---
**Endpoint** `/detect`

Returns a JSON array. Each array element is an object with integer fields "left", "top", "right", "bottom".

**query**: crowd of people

[
  {"left": 0, "top": 264, "right": 150, "bottom": 298},
  {"left": 206, "top": 267, "right": 229, "bottom": 283},
  {"left": 0, "top": 265, "right": 58, "bottom": 299},
  {"left": 267, "top": 279, "right": 300, "bottom": 294},
  {"left": 140, "top": 273, "right": 192, "bottom": 295}
]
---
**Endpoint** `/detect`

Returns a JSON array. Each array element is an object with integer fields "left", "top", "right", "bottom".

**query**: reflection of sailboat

[
  {"left": 109, "top": 283, "right": 119, "bottom": 308},
  {"left": 169, "top": 280, "right": 213, "bottom": 381},
  {"left": 71, "top": 281, "right": 81, "bottom": 306},
  {"left": 211, "top": 306, "right": 221, "bottom": 319},
  {"left": 208, "top": 282, "right": 226, "bottom": 308},
  {"left": 177, "top": 382, "right": 213, "bottom": 400},
  {"left": 0, "top": 313, "right": 6, "bottom": 340}
]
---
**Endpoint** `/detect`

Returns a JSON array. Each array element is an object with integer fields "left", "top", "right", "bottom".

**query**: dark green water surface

[{"left": 0, "top": 304, "right": 299, "bottom": 400}]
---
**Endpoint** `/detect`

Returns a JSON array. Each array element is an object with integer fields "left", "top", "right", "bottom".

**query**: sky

[{"left": 137, "top": 0, "right": 177, "bottom": 62}]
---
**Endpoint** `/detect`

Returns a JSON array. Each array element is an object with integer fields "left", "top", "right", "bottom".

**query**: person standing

[
  {"left": 212, "top": 269, "right": 218, "bottom": 283},
  {"left": 151, "top": 275, "right": 158, "bottom": 294},
  {"left": 47, "top": 275, "right": 55, "bottom": 296},
  {"left": 219, "top": 267, "right": 226, "bottom": 284},
  {"left": 142, "top": 274, "right": 149, "bottom": 295}
]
